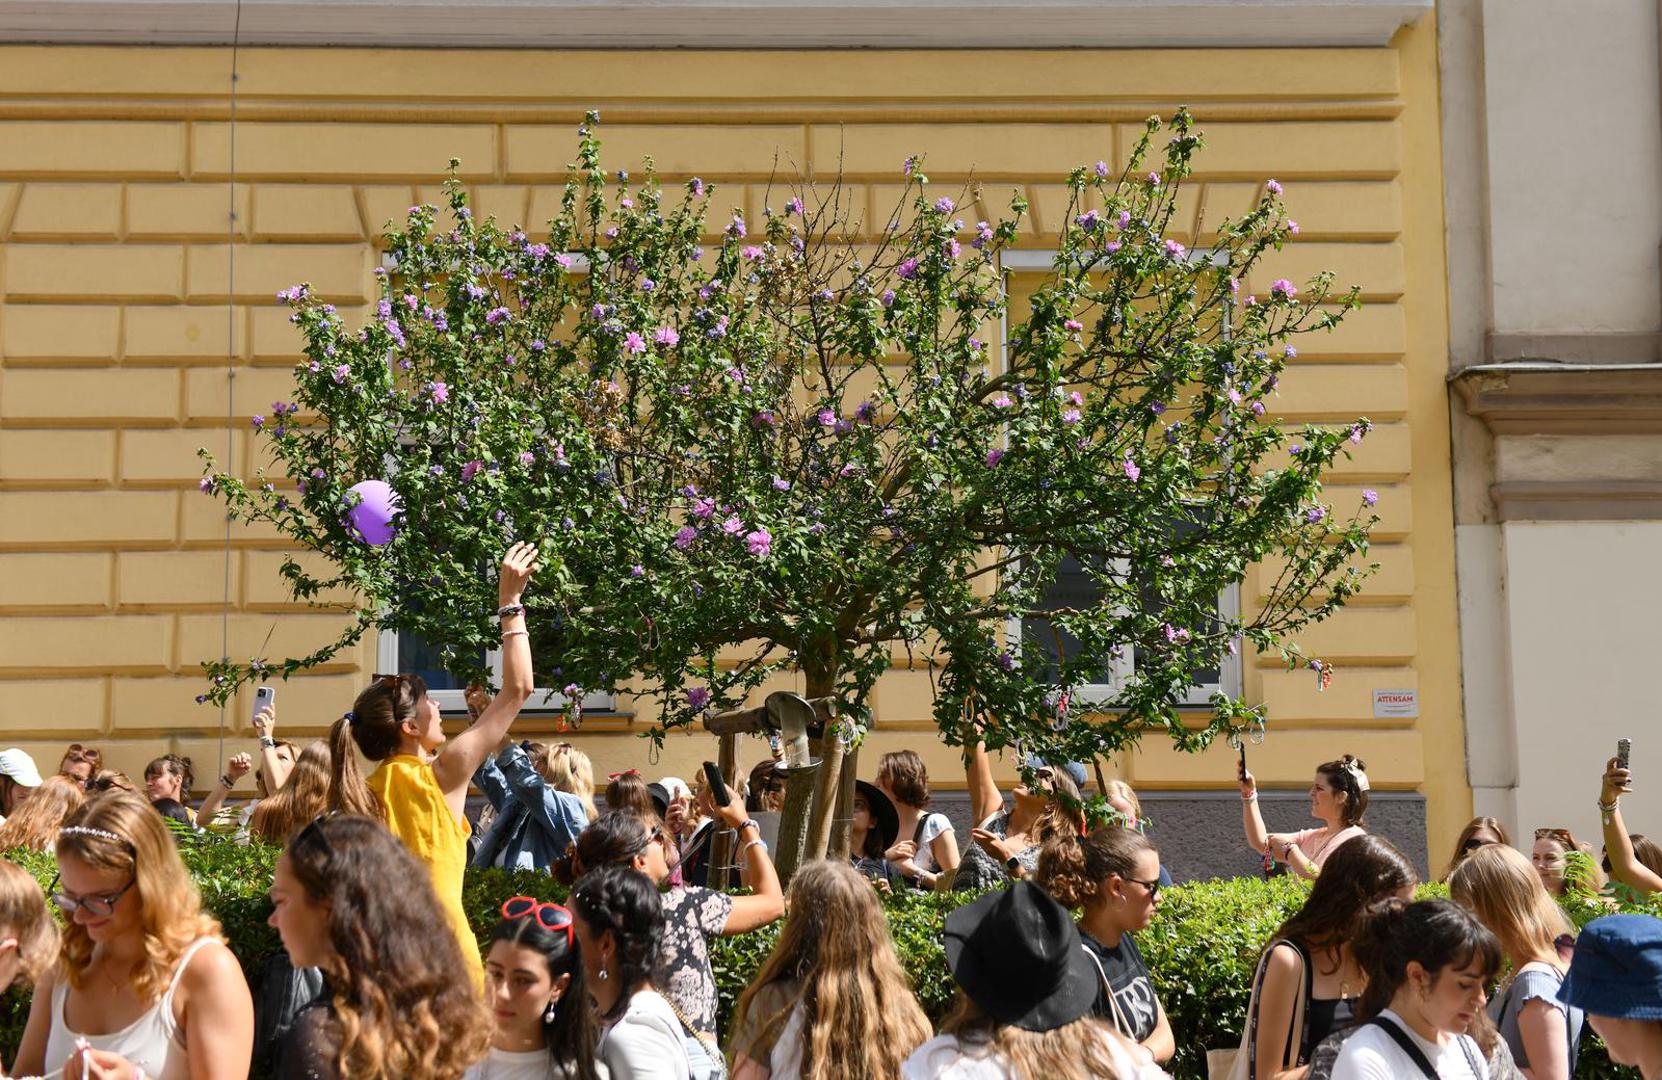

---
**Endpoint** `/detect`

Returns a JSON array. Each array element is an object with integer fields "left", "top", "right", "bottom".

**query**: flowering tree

[{"left": 200, "top": 110, "right": 1376, "bottom": 867}]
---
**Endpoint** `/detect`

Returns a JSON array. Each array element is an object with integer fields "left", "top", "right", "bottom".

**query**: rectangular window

[{"left": 375, "top": 627, "right": 615, "bottom": 715}]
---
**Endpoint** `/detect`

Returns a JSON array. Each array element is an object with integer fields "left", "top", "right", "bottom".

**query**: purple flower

[
  {"left": 692, "top": 497, "right": 716, "bottom": 519},
  {"left": 332, "top": 364, "right": 349, "bottom": 384},
  {"left": 751, "top": 411, "right": 776, "bottom": 429},
  {"left": 518, "top": 451, "right": 535, "bottom": 466},
  {"left": 1163, "top": 624, "right": 1191, "bottom": 644},
  {"left": 973, "top": 221, "right": 994, "bottom": 249},
  {"left": 722, "top": 515, "right": 745, "bottom": 536},
  {"left": 1266, "top": 179, "right": 1283, "bottom": 196},
  {"left": 727, "top": 215, "right": 746, "bottom": 239},
  {"left": 1363, "top": 489, "right": 1379, "bottom": 507},
  {"left": 1349, "top": 425, "right": 1365, "bottom": 445},
  {"left": 935, "top": 197, "right": 955, "bottom": 213},
  {"left": 624, "top": 331, "right": 647, "bottom": 354},
  {"left": 641, "top": 278, "right": 656, "bottom": 292},
  {"left": 1062, "top": 408, "right": 1082, "bottom": 425},
  {"left": 1095, "top": 160, "right": 1110, "bottom": 178},
  {"left": 1106, "top": 240, "right": 1122, "bottom": 254},
  {"left": 1251, "top": 401, "right": 1266, "bottom": 417},
  {"left": 942, "top": 238, "right": 960, "bottom": 258},
  {"left": 1306, "top": 506, "right": 1326, "bottom": 523},
  {"left": 772, "top": 476, "right": 791, "bottom": 491},
  {"left": 250, "top": 415, "right": 265, "bottom": 430},
  {"left": 856, "top": 400, "right": 877, "bottom": 422},
  {"left": 1122, "top": 457, "right": 1141, "bottom": 482},
  {"left": 486, "top": 306, "right": 510, "bottom": 325},
  {"left": 742, "top": 245, "right": 765, "bottom": 262},
  {"left": 727, "top": 367, "right": 746, "bottom": 384},
  {"left": 986, "top": 448, "right": 1005, "bottom": 467},
  {"left": 816, "top": 408, "right": 837, "bottom": 428},
  {"left": 1146, "top": 171, "right": 1161, "bottom": 186},
  {"left": 1117, "top": 210, "right": 1132, "bottom": 229},
  {"left": 785, "top": 196, "right": 804, "bottom": 215},
  {"left": 991, "top": 394, "right": 1012, "bottom": 409},
  {"left": 654, "top": 326, "right": 679, "bottom": 347},
  {"left": 1150, "top": 401, "right": 1167, "bottom": 415},
  {"left": 674, "top": 525, "right": 698, "bottom": 550},
  {"left": 686, "top": 686, "right": 711, "bottom": 711},
  {"left": 1229, "top": 277, "right": 1241, "bottom": 295},
  {"left": 1284, "top": 345, "right": 1298, "bottom": 359},
  {"left": 384, "top": 320, "right": 406, "bottom": 348},
  {"left": 897, "top": 258, "right": 919, "bottom": 280},
  {"left": 997, "top": 652, "right": 1016, "bottom": 673},
  {"left": 1288, "top": 221, "right": 1300, "bottom": 236},
  {"left": 691, "top": 177, "right": 706, "bottom": 197},
  {"left": 1075, "top": 209, "right": 1100, "bottom": 231},
  {"left": 197, "top": 476, "right": 215, "bottom": 493},
  {"left": 881, "top": 289, "right": 896, "bottom": 308},
  {"left": 1064, "top": 319, "right": 1083, "bottom": 332},
  {"left": 429, "top": 381, "right": 449, "bottom": 404},
  {"left": 1271, "top": 279, "right": 1296, "bottom": 299},
  {"left": 630, "top": 564, "right": 645, "bottom": 578},
  {"left": 461, "top": 460, "right": 483, "bottom": 483},
  {"left": 311, "top": 468, "right": 325, "bottom": 480},
  {"left": 1228, "top": 389, "right": 1244, "bottom": 406},
  {"left": 903, "top": 157, "right": 915, "bottom": 176},
  {"left": 745, "top": 529, "right": 772, "bottom": 558},
  {"left": 1165, "top": 239, "right": 1187, "bottom": 260}
]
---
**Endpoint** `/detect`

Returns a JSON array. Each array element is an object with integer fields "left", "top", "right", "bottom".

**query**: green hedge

[{"left": 3, "top": 840, "right": 1654, "bottom": 1079}]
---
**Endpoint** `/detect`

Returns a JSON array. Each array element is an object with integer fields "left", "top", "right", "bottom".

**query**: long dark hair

[
  {"left": 486, "top": 915, "right": 601, "bottom": 1080},
  {"left": 1353, "top": 898, "right": 1502, "bottom": 1020},
  {"left": 326, "top": 675, "right": 429, "bottom": 820},
  {"left": 286, "top": 814, "right": 491, "bottom": 1076},
  {"left": 569, "top": 865, "right": 663, "bottom": 1022},
  {"left": 554, "top": 811, "right": 651, "bottom": 886},
  {"left": 1272, "top": 833, "right": 1417, "bottom": 967}
]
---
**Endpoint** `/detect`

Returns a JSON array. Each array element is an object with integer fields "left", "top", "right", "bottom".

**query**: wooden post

[{"left": 708, "top": 732, "right": 740, "bottom": 890}]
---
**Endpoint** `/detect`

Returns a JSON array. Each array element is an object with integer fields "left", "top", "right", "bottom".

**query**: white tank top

[{"left": 44, "top": 938, "right": 215, "bottom": 1080}]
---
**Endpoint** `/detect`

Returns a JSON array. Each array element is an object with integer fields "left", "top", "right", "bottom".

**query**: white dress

[{"left": 42, "top": 938, "right": 216, "bottom": 1080}]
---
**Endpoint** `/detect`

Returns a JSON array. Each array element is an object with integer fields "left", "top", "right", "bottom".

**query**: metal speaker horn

[{"left": 766, "top": 691, "right": 822, "bottom": 775}]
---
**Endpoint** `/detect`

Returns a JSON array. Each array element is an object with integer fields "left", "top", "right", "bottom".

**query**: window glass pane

[
  {"left": 395, "top": 631, "right": 485, "bottom": 692},
  {"left": 1021, "top": 554, "right": 1116, "bottom": 686}
]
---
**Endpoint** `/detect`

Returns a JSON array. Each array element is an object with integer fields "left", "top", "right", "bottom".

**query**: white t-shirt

[
  {"left": 598, "top": 989, "right": 692, "bottom": 1080},
  {"left": 463, "top": 1045, "right": 592, "bottom": 1079},
  {"left": 900, "top": 1028, "right": 1170, "bottom": 1080},
  {"left": 915, "top": 812, "right": 955, "bottom": 872},
  {"left": 1329, "top": 1011, "right": 1488, "bottom": 1080}
]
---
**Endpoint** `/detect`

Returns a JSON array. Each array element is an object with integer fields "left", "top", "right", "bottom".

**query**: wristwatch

[
  {"left": 1005, "top": 856, "right": 1021, "bottom": 874},
  {"left": 258, "top": 736, "right": 277, "bottom": 749}
]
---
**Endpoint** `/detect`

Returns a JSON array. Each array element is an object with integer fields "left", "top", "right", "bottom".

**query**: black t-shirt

[{"left": 1079, "top": 930, "right": 1160, "bottom": 1043}]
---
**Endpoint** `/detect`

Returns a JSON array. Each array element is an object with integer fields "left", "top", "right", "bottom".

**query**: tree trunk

[
  {"left": 802, "top": 642, "right": 843, "bottom": 865},
  {"left": 828, "top": 743, "right": 858, "bottom": 860}
]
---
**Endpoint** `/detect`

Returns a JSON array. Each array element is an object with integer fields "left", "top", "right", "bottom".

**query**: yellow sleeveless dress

[{"left": 368, "top": 754, "right": 484, "bottom": 987}]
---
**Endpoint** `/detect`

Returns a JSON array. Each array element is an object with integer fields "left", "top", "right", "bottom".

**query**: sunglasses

[
  {"left": 1462, "top": 837, "right": 1496, "bottom": 854},
  {"left": 49, "top": 873, "right": 135, "bottom": 918},
  {"left": 502, "top": 896, "right": 574, "bottom": 945},
  {"left": 1535, "top": 828, "right": 1575, "bottom": 843},
  {"left": 1122, "top": 875, "right": 1162, "bottom": 901},
  {"left": 294, "top": 812, "right": 340, "bottom": 858}
]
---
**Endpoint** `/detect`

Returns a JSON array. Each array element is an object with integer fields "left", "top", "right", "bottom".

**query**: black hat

[
  {"left": 943, "top": 881, "right": 1099, "bottom": 1033},
  {"left": 855, "top": 779, "right": 900, "bottom": 851},
  {"left": 646, "top": 782, "right": 671, "bottom": 818}
]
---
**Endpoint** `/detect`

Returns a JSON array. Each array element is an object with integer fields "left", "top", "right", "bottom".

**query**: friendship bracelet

[
  {"left": 497, "top": 603, "right": 526, "bottom": 618},
  {"left": 220, "top": 774, "right": 235, "bottom": 788},
  {"left": 741, "top": 837, "right": 768, "bottom": 857}
]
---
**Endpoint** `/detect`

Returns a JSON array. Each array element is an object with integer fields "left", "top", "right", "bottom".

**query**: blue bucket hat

[
  {"left": 1558, "top": 914, "right": 1662, "bottom": 1020},
  {"left": 1022, "top": 753, "right": 1087, "bottom": 790}
]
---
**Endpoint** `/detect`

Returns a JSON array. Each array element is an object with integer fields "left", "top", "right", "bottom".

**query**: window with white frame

[
  {"left": 374, "top": 627, "right": 614, "bottom": 715},
  {"left": 1001, "top": 251, "right": 1242, "bottom": 707}
]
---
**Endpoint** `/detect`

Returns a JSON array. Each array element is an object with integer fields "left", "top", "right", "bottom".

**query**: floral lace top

[
  {"left": 655, "top": 886, "right": 733, "bottom": 1038},
  {"left": 952, "top": 811, "right": 1042, "bottom": 892}
]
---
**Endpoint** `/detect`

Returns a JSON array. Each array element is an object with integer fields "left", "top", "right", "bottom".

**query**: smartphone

[
  {"left": 1238, "top": 742, "right": 1247, "bottom": 771},
  {"left": 252, "top": 685, "right": 275, "bottom": 723},
  {"left": 1617, "top": 738, "right": 1632, "bottom": 772},
  {"left": 702, "top": 761, "right": 731, "bottom": 809}
]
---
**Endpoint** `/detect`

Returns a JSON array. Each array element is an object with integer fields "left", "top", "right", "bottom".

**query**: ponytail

[
  {"left": 1036, "top": 826, "right": 1157, "bottom": 909},
  {"left": 1353, "top": 898, "right": 1501, "bottom": 1021},
  {"left": 326, "top": 714, "right": 384, "bottom": 822}
]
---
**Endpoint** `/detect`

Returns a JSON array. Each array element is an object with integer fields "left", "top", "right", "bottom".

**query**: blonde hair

[
  {"left": 251, "top": 740, "right": 332, "bottom": 845},
  {"left": 545, "top": 744, "right": 598, "bottom": 822},
  {"left": 55, "top": 791, "right": 221, "bottom": 1001},
  {"left": 0, "top": 775, "right": 85, "bottom": 852},
  {"left": 939, "top": 993, "right": 1128, "bottom": 1080},
  {"left": 1101, "top": 780, "right": 1142, "bottom": 826},
  {"left": 732, "top": 861, "right": 931, "bottom": 1078},
  {"left": 0, "top": 860, "right": 58, "bottom": 988},
  {"left": 1449, "top": 843, "right": 1572, "bottom": 965}
]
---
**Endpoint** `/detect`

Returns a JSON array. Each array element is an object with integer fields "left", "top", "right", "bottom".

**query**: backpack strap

[
  {"left": 1248, "top": 939, "right": 1314, "bottom": 1072},
  {"left": 1367, "top": 1016, "right": 1441, "bottom": 1080},
  {"left": 1080, "top": 943, "right": 1134, "bottom": 1038}
]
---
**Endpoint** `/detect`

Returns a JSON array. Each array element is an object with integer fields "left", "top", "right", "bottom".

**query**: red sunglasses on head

[{"left": 502, "top": 895, "right": 574, "bottom": 945}]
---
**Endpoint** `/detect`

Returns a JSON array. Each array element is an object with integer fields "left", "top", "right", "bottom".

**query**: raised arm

[
  {"left": 712, "top": 785, "right": 784, "bottom": 933},
  {"left": 252, "top": 706, "right": 293, "bottom": 794},
  {"left": 1240, "top": 760, "right": 1270, "bottom": 855},
  {"left": 197, "top": 753, "right": 252, "bottom": 826},
  {"left": 1601, "top": 756, "right": 1662, "bottom": 897},
  {"left": 499, "top": 743, "right": 590, "bottom": 844},
  {"left": 434, "top": 543, "right": 538, "bottom": 801},
  {"left": 966, "top": 741, "right": 1003, "bottom": 827},
  {"left": 473, "top": 747, "right": 511, "bottom": 812}
]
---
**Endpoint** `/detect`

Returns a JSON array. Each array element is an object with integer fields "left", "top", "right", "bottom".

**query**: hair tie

[
  {"left": 342, "top": 711, "right": 355, "bottom": 727},
  {"left": 1343, "top": 760, "right": 1370, "bottom": 792},
  {"left": 608, "top": 768, "right": 640, "bottom": 781}
]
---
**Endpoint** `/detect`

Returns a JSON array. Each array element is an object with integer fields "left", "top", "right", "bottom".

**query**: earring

[
  {"left": 598, "top": 966, "right": 608, "bottom": 982},
  {"left": 545, "top": 1001, "right": 557, "bottom": 1022}
]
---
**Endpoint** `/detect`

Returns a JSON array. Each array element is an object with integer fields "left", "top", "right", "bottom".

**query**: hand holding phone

[
  {"left": 702, "top": 761, "right": 731, "bottom": 810},
  {"left": 1617, "top": 738, "right": 1632, "bottom": 772},
  {"left": 251, "top": 686, "right": 276, "bottom": 732}
]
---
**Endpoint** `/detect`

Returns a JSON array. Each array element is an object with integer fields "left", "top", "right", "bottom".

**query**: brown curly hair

[
  {"left": 286, "top": 814, "right": 491, "bottom": 1078},
  {"left": 1035, "top": 825, "right": 1155, "bottom": 909},
  {"left": 876, "top": 750, "right": 932, "bottom": 809}
]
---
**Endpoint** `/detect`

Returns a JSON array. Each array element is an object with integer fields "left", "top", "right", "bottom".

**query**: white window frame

[{"left": 1000, "top": 248, "right": 1243, "bottom": 707}]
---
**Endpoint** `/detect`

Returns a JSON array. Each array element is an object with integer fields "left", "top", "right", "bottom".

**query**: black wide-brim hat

[
  {"left": 855, "top": 779, "right": 900, "bottom": 851},
  {"left": 646, "top": 782, "right": 671, "bottom": 819},
  {"left": 944, "top": 880, "right": 1099, "bottom": 1033}
]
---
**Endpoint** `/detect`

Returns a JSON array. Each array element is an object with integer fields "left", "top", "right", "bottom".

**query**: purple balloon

[{"left": 347, "top": 480, "right": 400, "bottom": 546}]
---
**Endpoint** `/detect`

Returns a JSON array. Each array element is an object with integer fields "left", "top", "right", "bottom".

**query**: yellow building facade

[{"left": 0, "top": 14, "right": 1460, "bottom": 867}]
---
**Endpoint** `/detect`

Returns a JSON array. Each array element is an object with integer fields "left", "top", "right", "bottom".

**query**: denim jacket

[{"left": 471, "top": 743, "right": 591, "bottom": 870}]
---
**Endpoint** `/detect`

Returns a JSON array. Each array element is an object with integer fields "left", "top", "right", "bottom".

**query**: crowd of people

[{"left": 0, "top": 547, "right": 1659, "bottom": 1080}]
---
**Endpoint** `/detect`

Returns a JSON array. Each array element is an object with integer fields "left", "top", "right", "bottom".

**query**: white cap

[
  {"left": 658, "top": 776, "right": 691, "bottom": 802},
  {"left": 0, "top": 748, "right": 43, "bottom": 787}
]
